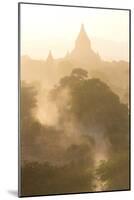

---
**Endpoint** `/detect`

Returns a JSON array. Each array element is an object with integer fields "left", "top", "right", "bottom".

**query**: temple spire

[
  {"left": 46, "top": 50, "right": 54, "bottom": 64},
  {"left": 79, "top": 23, "right": 87, "bottom": 38},
  {"left": 80, "top": 23, "right": 85, "bottom": 33},
  {"left": 70, "top": 24, "right": 101, "bottom": 65},
  {"left": 74, "top": 23, "right": 91, "bottom": 51}
]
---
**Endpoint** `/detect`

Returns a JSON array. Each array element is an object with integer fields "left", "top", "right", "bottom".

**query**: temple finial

[
  {"left": 46, "top": 50, "right": 54, "bottom": 64},
  {"left": 80, "top": 23, "right": 85, "bottom": 32}
]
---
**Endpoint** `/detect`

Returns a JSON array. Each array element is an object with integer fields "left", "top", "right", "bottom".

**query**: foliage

[
  {"left": 96, "top": 151, "right": 129, "bottom": 190},
  {"left": 20, "top": 67, "right": 129, "bottom": 195}
]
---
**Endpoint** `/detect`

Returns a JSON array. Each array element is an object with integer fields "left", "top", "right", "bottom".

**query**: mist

[{"left": 20, "top": 22, "right": 129, "bottom": 196}]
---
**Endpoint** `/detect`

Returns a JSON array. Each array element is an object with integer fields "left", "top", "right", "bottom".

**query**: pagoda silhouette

[
  {"left": 46, "top": 50, "right": 54, "bottom": 65},
  {"left": 46, "top": 24, "right": 101, "bottom": 66},
  {"left": 21, "top": 24, "right": 129, "bottom": 104},
  {"left": 70, "top": 24, "right": 101, "bottom": 66}
]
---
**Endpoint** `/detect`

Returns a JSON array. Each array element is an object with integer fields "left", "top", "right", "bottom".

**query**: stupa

[
  {"left": 46, "top": 50, "right": 54, "bottom": 65},
  {"left": 70, "top": 24, "right": 101, "bottom": 66}
]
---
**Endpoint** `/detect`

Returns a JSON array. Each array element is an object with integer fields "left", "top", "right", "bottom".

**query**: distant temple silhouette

[
  {"left": 46, "top": 24, "right": 101, "bottom": 66},
  {"left": 70, "top": 24, "right": 101, "bottom": 65},
  {"left": 46, "top": 50, "right": 54, "bottom": 65},
  {"left": 73, "top": 23, "right": 91, "bottom": 52},
  {"left": 21, "top": 24, "right": 129, "bottom": 105}
]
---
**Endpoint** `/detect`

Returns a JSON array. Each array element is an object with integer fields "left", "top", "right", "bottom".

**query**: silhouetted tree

[
  {"left": 21, "top": 67, "right": 129, "bottom": 195},
  {"left": 96, "top": 151, "right": 129, "bottom": 190}
]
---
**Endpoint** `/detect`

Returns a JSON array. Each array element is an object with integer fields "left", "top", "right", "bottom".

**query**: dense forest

[{"left": 20, "top": 68, "right": 129, "bottom": 196}]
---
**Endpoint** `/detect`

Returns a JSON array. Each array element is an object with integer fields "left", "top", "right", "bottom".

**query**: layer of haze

[
  {"left": 21, "top": 4, "right": 129, "bottom": 61},
  {"left": 20, "top": 4, "right": 129, "bottom": 195}
]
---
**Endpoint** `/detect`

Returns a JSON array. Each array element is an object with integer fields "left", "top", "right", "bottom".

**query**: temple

[
  {"left": 74, "top": 23, "right": 91, "bottom": 51},
  {"left": 46, "top": 50, "right": 54, "bottom": 65},
  {"left": 45, "top": 24, "right": 100, "bottom": 66},
  {"left": 70, "top": 24, "right": 101, "bottom": 66}
]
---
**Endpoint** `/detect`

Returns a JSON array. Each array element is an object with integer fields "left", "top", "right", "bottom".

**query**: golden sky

[{"left": 20, "top": 4, "right": 129, "bottom": 61}]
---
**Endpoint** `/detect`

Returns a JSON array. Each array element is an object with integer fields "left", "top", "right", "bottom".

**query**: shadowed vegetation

[{"left": 21, "top": 68, "right": 129, "bottom": 195}]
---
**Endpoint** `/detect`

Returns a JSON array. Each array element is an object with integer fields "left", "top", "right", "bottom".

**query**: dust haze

[{"left": 20, "top": 7, "right": 130, "bottom": 196}]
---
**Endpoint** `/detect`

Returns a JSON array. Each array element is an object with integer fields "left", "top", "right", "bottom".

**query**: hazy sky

[{"left": 21, "top": 4, "right": 129, "bottom": 61}]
